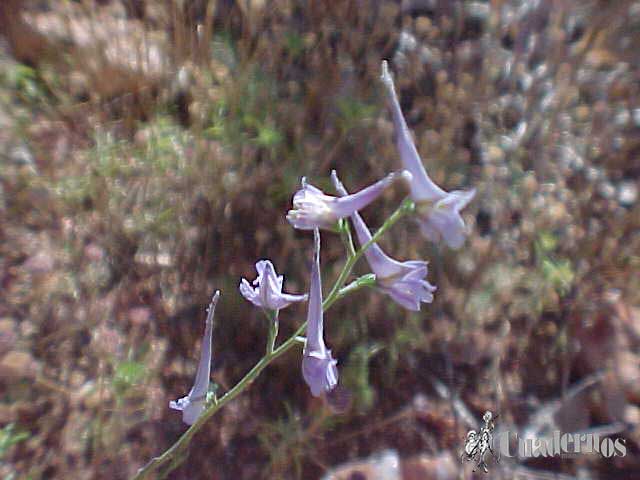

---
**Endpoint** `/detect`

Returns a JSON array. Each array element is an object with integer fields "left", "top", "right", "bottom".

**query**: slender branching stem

[{"left": 132, "top": 199, "right": 414, "bottom": 480}]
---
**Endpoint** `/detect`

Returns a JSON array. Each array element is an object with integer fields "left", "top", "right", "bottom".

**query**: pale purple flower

[
  {"left": 380, "top": 60, "right": 476, "bottom": 249},
  {"left": 170, "top": 290, "right": 219, "bottom": 425},
  {"left": 287, "top": 171, "right": 411, "bottom": 231},
  {"left": 302, "top": 229, "right": 338, "bottom": 397},
  {"left": 332, "top": 171, "right": 436, "bottom": 311},
  {"left": 239, "top": 260, "right": 307, "bottom": 311}
]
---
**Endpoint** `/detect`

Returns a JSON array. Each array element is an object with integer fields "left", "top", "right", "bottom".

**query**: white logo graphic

[
  {"left": 460, "top": 410, "right": 627, "bottom": 474},
  {"left": 461, "top": 411, "right": 499, "bottom": 473}
]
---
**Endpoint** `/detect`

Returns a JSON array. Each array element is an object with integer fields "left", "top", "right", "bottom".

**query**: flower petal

[
  {"left": 332, "top": 170, "right": 436, "bottom": 310},
  {"left": 305, "top": 229, "right": 326, "bottom": 354},
  {"left": 381, "top": 60, "right": 446, "bottom": 202},
  {"left": 239, "top": 260, "right": 306, "bottom": 310},
  {"left": 419, "top": 189, "right": 476, "bottom": 249},
  {"left": 169, "top": 396, "right": 206, "bottom": 426},
  {"left": 276, "top": 292, "right": 309, "bottom": 308},
  {"left": 302, "top": 351, "right": 339, "bottom": 397},
  {"left": 383, "top": 286, "right": 422, "bottom": 311},
  {"left": 239, "top": 278, "right": 258, "bottom": 305},
  {"left": 302, "top": 229, "right": 339, "bottom": 396},
  {"left": 288, "top": 172, "right": 406, "bottom": 231},
  {"left": 189, "top": 291, "right": 219, "bottom": 399},
  {"left": 331, "top": 171, "right": 406, "bottom": 218},
  {"left": 331, "top": 170, "right": 408, "bottom": 279},
  {"left": 171, "top": 290, "right": 219, "bottom": 426}
]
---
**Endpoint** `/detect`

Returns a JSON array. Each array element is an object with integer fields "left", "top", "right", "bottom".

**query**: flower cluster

[{"left": 170, "top": 60, "right": 476, "bottom": 424}]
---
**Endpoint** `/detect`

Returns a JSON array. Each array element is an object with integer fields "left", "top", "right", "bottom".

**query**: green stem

[
  {"left": 132, "top": 199, "right": 413, "bottom": 480},
  {"left": 338, "top": 274, "right": 376, "bottom": 298},
  {"left": 338, "top": 218, "right": 356, "bottom": 258},
  {"left": 265, "top": 310, "right": 279, "bottom": 355},
  {"left": 324, "top": 198, "right": 413, "bottom": 309},
  {"left": 134, "top": 349, "right": 284, "bottom": 480}
]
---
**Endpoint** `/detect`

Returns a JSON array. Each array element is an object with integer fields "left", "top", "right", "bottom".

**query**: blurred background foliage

[{"left": 0, "top": 0, "right": 639, "bottom": 478}]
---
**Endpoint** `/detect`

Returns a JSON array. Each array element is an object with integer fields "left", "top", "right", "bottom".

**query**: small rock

[
  {"left": 465, "top": 2, "right": 490, "bottom": 20},
  {"left": 419, "top": 46, "right": 442, "bottom": 69},
  {"left": 0, "top": 350, "right": 40, "bottom": 380},
  {"left": 398, "top": 30, "right": 418, "bottom": 53},
  {"left": 71, "top": 381, "right": 90, "bottom": 406},
  {"left": 617, "top": 181, "right": 638, "bottom": 206},
  {"left": 415, "top": 17, "right": 432, "bottom": 36},
  {"left": 614, "top": 108, "right": 630, "bottom": 126},
  {"left": 128, "top": 307, "right": 151, "bottom": 326},
  {"left": 20, "top": 321, "right": 36, "bottom": 337},
  {"left": 499, "top": 134, "right": 516, "bottom": 151},
  {"left": 9, "top": 144, "right": 35, "bottom": 167},
  {"left": 22, "top": 251, "right": 55, "bottom": 274},
  {"left": 613, "top": 135, "right": 624, "bottom": 151},
  {"left": 624, "top": 405, "right": 640, "bottom": 425},
  {"left": 84, "top": 243, "right": 105, "bottom": 261},
  {"left": 487, "top": 144, "right": 504, "bottom": 163},
  {"left": 576, "top": 105, "right": 591, "bottom": 122},
  {"left": 585, "top": 167, "right": 602, "bottom": 182},
  {"left": 517, "top": 72, "right": 533, "bottom": 92},
  {"left": 69, "top": 370, "right": 86, "bottom": 388},
  {"left": 322, "top": 450, "right": 401, "bottom": 480},
  {"left": 597, "top": 181, "right": 616, "bottom": 199},
  {"left": 547, "top": 201, "right": 568, "bottom": 222},
  {"left": 402, "top": 452, "right": 457, "bottom": 480}
]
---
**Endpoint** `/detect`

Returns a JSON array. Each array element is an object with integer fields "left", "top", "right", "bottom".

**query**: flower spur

[
  {"left": 380, "top": 60, "right": 475, "bottom": 249},
  {"left": 301, "top": 229, "right": 339, "bottom": 396},
  {"left": 170, "top": 290, "right": 219, "bottom": 425}
]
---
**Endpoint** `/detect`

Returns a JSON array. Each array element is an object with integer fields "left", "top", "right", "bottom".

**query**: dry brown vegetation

[{"left": 1, "top": 1, "right": 639, "bottom": 479}]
